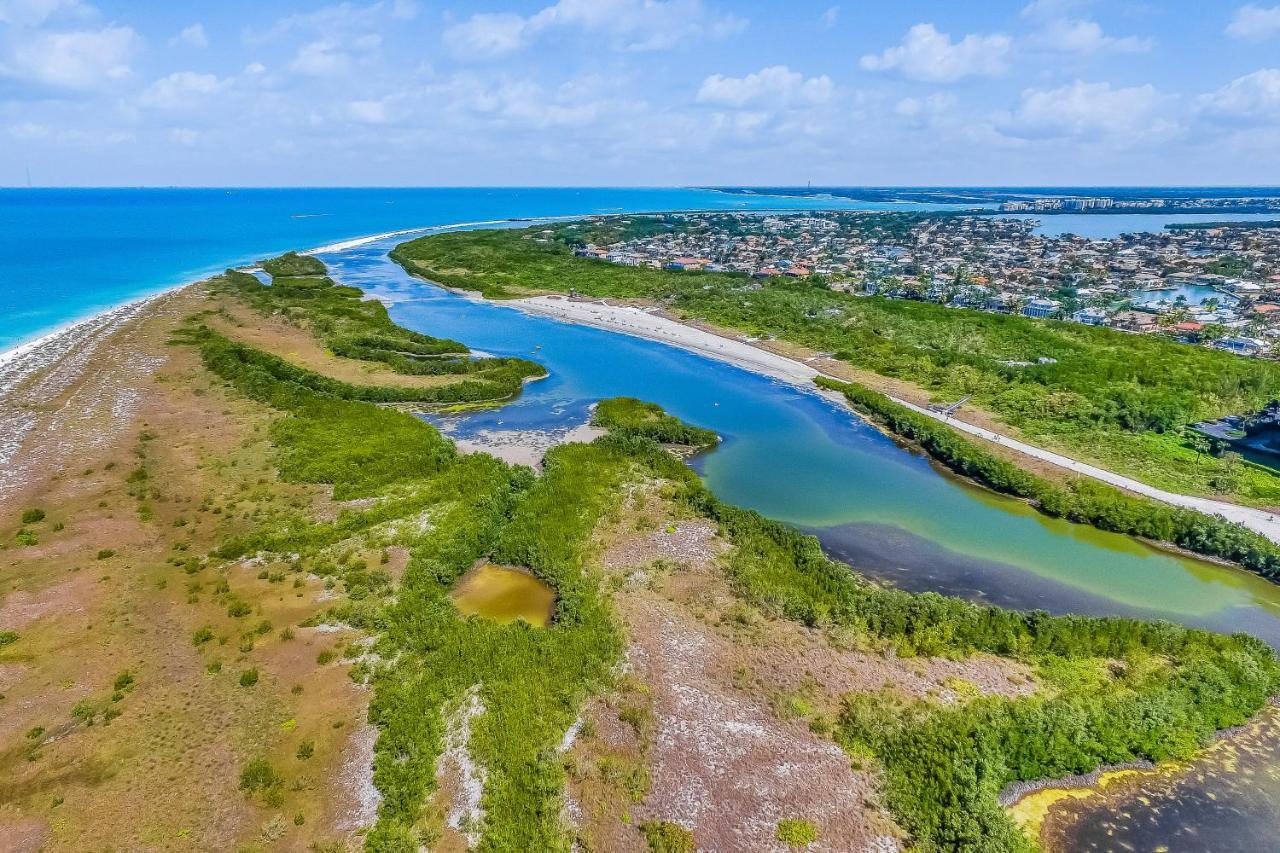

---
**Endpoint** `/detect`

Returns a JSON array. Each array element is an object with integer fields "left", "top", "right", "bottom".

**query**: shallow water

[
  {"left": 319, "top": 233, "right": 1280, "bottom": 851},
  {"left": 321, "top": 240, "right": 1280, "bottom": 649},
  {"left": 1005, "top": 212, "right": 1280, "bottom": 239},
  {"left": 452, "top": 564, "right": 555, "bottom": 627},
  {"left": 1, "top": 187, "right": 912, "bottom": 353},
  {"left": 1041, "top": 705, "right": 1280, "bottom": 852}
]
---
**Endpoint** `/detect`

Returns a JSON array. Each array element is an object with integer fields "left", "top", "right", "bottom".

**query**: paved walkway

[
  {"left": 890, "top": 397, "right": 1280, "bottom": 545},
  {"left": 516, "top": 295, "right": 1280, "bottom": 547}
]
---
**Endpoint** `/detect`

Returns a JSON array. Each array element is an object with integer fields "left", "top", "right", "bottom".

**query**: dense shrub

[
  {"left": 640, "top": 820, "right": 695, "bottom": 852},
  {"left": 593, "top": 397, "right": 718, "bottom": 447},
  {"left": 200, "top": 244, "right": 1278, "bottom": 853},
  {"left": 817, "top": 376, "right": 1280, "bottom": 580},
  {"left": 776, "top": 818, "right": 819, "bottom": 847}
]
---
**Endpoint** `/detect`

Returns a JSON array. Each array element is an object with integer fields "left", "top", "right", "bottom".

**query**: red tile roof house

[{"left": 1174, "top": 321, "right": 1204, "bottom": 340}]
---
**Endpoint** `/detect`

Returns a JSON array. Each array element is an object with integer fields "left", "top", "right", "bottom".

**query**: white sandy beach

[
  {"left": 0, "top": 217, "right": 531, "bottom": 370},
  {"left": 511, "top": 294, "right": 1280, "bottom": 546},
  {"left": 7, "top": 224, "right": 1280, "bottom": 545}
]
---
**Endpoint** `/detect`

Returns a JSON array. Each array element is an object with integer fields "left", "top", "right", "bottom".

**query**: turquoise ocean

[{"left": 0, "top": 187, "right": 902, "bottom": 353}]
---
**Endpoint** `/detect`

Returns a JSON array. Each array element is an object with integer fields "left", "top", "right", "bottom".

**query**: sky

[{"left": 2, "top": 0, "right": 1280, "bottom": 186}]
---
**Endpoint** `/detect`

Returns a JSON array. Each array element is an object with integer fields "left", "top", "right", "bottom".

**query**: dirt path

[{"left": 624, "top": 595, "right": 897, "bottom": 853}]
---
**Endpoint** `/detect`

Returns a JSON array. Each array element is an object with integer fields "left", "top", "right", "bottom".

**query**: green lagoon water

[{"left": 326, "top": 238, "right": 1280, "bottom": 648}]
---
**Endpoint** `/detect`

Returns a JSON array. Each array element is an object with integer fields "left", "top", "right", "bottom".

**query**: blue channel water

[
  {"left": 0, "top": 187, "right": 920, "bottom": 353},
  {"left": 320, "top": 238, "right": 1280, "bottom": 648}
]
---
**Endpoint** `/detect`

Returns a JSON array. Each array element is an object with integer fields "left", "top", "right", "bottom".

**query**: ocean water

[
  {"left": 1006, "top": 212, "right": 1280, "bottom": 239},
  {"left": 0, "top": 187, "right": 922, "bottom": 353}
]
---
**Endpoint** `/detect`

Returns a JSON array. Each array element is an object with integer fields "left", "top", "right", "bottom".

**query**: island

[{"left": 3, "top": 239, "right": 1278, "bottom": 852}]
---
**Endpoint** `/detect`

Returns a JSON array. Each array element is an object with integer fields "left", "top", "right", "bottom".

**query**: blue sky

[{"left": 2, "top": 0, "right": 1279, "bottom": 186}]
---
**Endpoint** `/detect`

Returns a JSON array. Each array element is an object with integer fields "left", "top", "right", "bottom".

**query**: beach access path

[{"left": 513, "top": 294, "right": 1280, "bottom": 547}]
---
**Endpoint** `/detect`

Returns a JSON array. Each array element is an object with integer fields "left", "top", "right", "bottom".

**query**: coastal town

[
  {"left": 997, "top": 195, "right": 1280, "bottom": 212},
  {"left": 571, "top": 211, "right": 1280, "bottom": 358}
]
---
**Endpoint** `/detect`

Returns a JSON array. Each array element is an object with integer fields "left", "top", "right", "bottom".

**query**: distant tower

[{"left": 26, "top": 164, "right": 32, "bottom": 188}]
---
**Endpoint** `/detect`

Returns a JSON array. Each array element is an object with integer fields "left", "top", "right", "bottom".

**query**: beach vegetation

[
  {"left": 392, "top": 226, "right": 1280, "bottom": 504},
  {"left": 817, "top": 376, "right": 1280, "bottom": 581},
  {"left": 776, "top": 817, "right": 819, "bottom": 847},
  {"left": 640, "top": 819, "right": 695, "bottom": 852},
  {"left": 239, "top": 756, "right": 282, "bottom": 797},
  {"left": 189, "top": 244, "right": 1279, "bottom": 853},
  {"left": 593, "top": 397, "right": 718, "bottom": 447}
]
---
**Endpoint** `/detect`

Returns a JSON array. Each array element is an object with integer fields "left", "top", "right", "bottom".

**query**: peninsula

[{"left": 5, "top": 239, "right": 1275, "bottom": 852}]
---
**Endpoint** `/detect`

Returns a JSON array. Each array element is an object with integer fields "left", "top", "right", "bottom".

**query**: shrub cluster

[{"left": 816, "top": 376, "right": 1280, "bottom": 580}]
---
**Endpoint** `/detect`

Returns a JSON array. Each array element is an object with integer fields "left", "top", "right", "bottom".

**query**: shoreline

[
  {"left": 0, "top": 200, "right": 901, "bottom": 365},
  {"left": 508, "top": 294, "right": 1280, "bottom": 545},
  {"left": 11, "top": 214, "right": 1280, "bottom": 546}
]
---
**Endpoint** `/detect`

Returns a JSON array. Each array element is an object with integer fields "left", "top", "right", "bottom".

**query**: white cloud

[
  {"left": 895, "top": 92, "right": 957, "bottom": 118},
  {"left": 248, "top": 0, "right": 412, "bottom": 43},
  {"left": 1227, "top": 5, "right": 1280, "bottom": 41},
  {"left": 820, "top": 6, "right": 839, "bottom": 29},
  {"left": 697, "top": 66, "right": 833, "bottom": 107},
  {"left": 169, "top": 127, "right": 200, "bottom": 146},
  {"left": 138, "top": 71, "right": 227, "bottom": 109},
  {"left": 290, "top": 39, "right": 351, "bottom": 75},
  {"left": 347, "top": 99, "right": 388, "bottom": 123},
  {"left": 390, "top": 0, "right": 417, "bottom": 20},
  {"left": 0, "top": 0, "right": 90, "bottom": 27},
  {"left": 1020, "top": 0, "right": 1092, "bottom": 20},
  {"left": 860, "top": 23, "right": 1011, "bottom": 83},
  {"left": 444, "top": 13, "right": 529, "bottom": 58},
  {"left": 431, "top": 74, "right": 624, "bottom": 128},
  {"left": 1026, "top": 18, "right": 1151, "bottom": 54},
  {"left": 170, "top": 23, "right": 208, "bottom": 49},
  {"left": 1, "top": 25, "right": 139, "bottom": 89},
  {"left": 999, "top": 79, "right": 1172, "bottom": 139},
  {"left": 444, "top": 0, "right": 746, "bottom": 59},
  {"left": 1197, "top": 68, "right": 1280, "bottom": 120}
]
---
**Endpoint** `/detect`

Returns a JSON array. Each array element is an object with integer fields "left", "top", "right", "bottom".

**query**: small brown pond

[{"left": 451, "top": 563, "right": 555, "bottom": 627}]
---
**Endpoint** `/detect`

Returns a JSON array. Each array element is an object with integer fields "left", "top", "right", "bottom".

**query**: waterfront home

[
  {"left": 1217, "top": 336, "right": 1266, "bottom": 356},
  {"left": 1173, "top": 321, "right": 1205, "bottom": 342},
  {"left": 1071, "top": 306, "right": 1109, "bottom": 326},
  {"left": 1023, "top": 298, "right": 1061, "bottom": 319},
  {"left": 1112, "top": 310, "right": 1158, "bottom": 333}
]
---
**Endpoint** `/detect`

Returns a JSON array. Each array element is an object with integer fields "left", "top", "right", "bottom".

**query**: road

[{"left": 515, "top": 295, "right": 1280, "bottom": 547}]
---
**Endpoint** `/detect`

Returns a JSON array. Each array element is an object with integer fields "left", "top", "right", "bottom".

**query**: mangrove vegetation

[
  {"left": 184, "top": 246, "right": 1280, "bottom": 852},
  {"left": 391, "top": 225, "right": 1280, "bottom": 504}
]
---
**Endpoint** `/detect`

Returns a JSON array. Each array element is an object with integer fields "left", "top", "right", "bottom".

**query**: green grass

[
  {"left": 593, "top": 397, "right": 719, "bottom": 448},
  {"left": 196, "top": 244, "right": 1280, "bottom": 853},
  {"left": 392, "top": 226, "right": 1280, "bottom": 505},
  {"left": 776, "top": 817, "right": 819, "bottom": 847},
  {"left": 816, "top": 377, "right": 1280, "bottom": 581},
  {"left": 260, "top": 251, "right": 327, "bottom": 278},
  {"left": 219, "top": 253, "right": 545, "bottom": 399}
]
